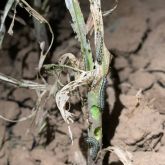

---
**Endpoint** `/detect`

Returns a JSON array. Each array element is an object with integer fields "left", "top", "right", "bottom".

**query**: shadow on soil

[{"left": 102, "top": 58, "right": 124, "bottom": 165}]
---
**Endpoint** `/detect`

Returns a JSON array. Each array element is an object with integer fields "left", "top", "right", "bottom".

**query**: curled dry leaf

[
  {"left": 38, "top": 41, "right": 46, "bottom": 71},
  {"left": 102, "top": 0, "right": 118, "bottom": 16},
  {"left": 8, "top": 2, "right": 18, "bottom": 35},
  {"left": 0, "top": 72, "right": 47, "bottom": 91},
  {"left": 86, "top": 0, "right": 118, "bottom": 34},
  {"left": 58, "top": 53, "right": 81, "bottom": 82},
  {"left": 15, "top": 0, "right": 54, "bottom": 70},
  {"left": 0, "top": 72, "right": 49, "bottom": 124},
  {"left": 59, "top": 53, "right": 80, "bottom": 69},
  {"left": 103, "top": 146, "right": 133, "bottom": 165},
  {"left": 0, "top": 0, "right": 15, "bottom": 48},
  {"left": 55, "top": 70, "right": 95, "bottom": 123}
]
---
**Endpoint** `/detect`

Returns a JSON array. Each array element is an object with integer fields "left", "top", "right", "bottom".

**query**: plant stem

[{"left": 33, "top": 0, "right": 49, "bottom": 51}]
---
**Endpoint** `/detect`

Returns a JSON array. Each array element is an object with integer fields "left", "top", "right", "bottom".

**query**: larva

[
  {"left": 99, "top": 77, "right": 107, "bottom": 110},
  {"left": 96, "top": 32, "right": 104, "bottom": 64},
  {"left": 86, "top": 137, "right": 100, "bottom": 160}
]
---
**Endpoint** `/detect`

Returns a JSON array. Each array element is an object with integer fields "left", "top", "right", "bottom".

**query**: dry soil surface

[{"left": 0, "top": 0, "right": 165, "bottom": 165}]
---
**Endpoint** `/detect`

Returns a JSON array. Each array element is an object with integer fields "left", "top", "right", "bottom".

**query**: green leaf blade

[{"left": 65, "top": 0, "right": 94, "bottom": 70}]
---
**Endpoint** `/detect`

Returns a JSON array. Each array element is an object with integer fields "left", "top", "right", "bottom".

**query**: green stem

[{"left": 87, "top": 78, "right": 106, "bottom": 163}]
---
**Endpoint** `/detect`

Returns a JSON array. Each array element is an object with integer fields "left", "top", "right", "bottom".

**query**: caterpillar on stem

[{"left": 86, "top": 137, "right": 100, "bottom": 160}]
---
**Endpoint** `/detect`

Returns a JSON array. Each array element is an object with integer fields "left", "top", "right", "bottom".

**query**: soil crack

[{"left": 133, "top": 20, "right": 151, "bottom": 54}]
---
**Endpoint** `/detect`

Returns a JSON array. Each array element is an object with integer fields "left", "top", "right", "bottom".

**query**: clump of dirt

[{"left": 112, "top": 95, "right": 164, "bottom": 151}]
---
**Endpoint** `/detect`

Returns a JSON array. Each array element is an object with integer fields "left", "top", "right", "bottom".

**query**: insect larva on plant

[
  {"left": 99, "top": 76, "right": 107, "bottom": 110},
  {"left": 86, "top": 136, "right": 100, "bottom": 160}
]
